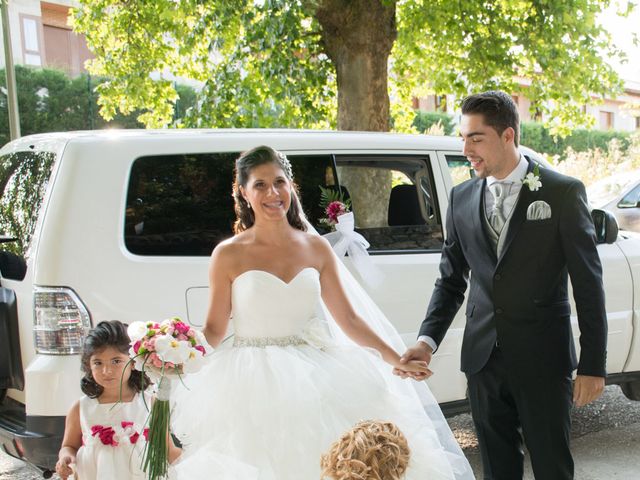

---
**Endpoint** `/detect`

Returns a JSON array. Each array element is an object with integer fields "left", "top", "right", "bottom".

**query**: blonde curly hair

[{"left": 320, "top": 420, "right": 410, "bottom": 480}]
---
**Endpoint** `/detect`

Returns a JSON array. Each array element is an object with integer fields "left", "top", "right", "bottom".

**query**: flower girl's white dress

[
  {"left": 171, "top": 268, "right": 474, "bottom": 479},
  {"left": 76, "top": 392, "right": 151, "bottom": 479}
]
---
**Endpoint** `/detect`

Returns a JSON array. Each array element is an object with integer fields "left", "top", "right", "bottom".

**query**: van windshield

[{"left": 0, "top": 151, "right": 56, "bottom": 258}]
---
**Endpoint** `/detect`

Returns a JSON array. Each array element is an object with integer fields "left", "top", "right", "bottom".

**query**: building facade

[{"left": 1, "top": 0, "right": 92, "bottom": 77}]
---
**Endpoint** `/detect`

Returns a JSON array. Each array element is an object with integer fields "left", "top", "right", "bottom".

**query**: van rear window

[{"left": 0, "top": 151, "right": 56, "bottom": 260}]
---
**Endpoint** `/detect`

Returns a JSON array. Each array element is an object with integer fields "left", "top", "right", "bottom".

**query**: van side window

[
  {"left": 0, "top": 151, "right": 56, "bottom": 261},
  {"left": 125, "top": 153, "right": 334, "bottom": 256},
  {"left": 334, "top": 155, "right": 443, "bottom": 252},
  {"left": 125, "top": 154, "right": 238, "bottom": 256},
  {"left": 446, "top": 155, "right": 474, "bottom": 186}
]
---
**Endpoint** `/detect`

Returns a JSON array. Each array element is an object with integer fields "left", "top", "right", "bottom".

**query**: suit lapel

[
  {"left": 471, "top": 178, "right": 497, "bottom": 261},
  {"left": 497, "top": 160, "right": 539, "bottom": 265}
]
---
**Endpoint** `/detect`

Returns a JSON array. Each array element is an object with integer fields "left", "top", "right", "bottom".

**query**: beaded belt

[{"left": 233, "top": 334, "right": 308, "bottom": 348}]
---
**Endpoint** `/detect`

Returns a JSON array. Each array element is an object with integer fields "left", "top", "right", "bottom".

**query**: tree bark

[
  {"left": 316, "top": 0, "right": 396, "bottom": 132},
  {"left": 316, "top": 1, "right": 396, "bottom": 227}
]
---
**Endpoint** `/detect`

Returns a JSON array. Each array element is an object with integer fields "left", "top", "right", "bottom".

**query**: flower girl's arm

[
  {"left": 315, "top": 238, "right": 430, "bottom": 375},
  {"left": 203, "top": 243, "right": 234, "bottom": 347},
  {"left": 55, "top": 401, "right": 82, "bottom": 479}
]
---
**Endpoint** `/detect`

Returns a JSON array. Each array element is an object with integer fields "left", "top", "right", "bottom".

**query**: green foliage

[
  {"left": 0, "top": 66, "right": 139, "bottom": 147},
  {"left": 71, "top": 0, "right": 336, "bottom": 129},
  {"left": 0, "top": 66, "right": 198, "bottom": 147},
  {"left": 393, "top": 0, "right": 626, "bottom": 136},
  {"left": 0, "top": 151, "right": 55, "bottom": 255},
  {"left": 521, "top": 121, "right": 631, "bottom": 157},
  {"left": 72, "top": 0, "right": 626, "bottom": 134},
  {"left": 412, "top": 111, "right": 455, "bottom": 135},
  {"left": 318, "top": 185, "right": 351, "bottom": 211},
  {"left": 553, "top": 132, "right": 640, "bottom": 187}
]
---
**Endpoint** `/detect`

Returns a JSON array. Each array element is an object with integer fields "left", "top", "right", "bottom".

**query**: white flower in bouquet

[{"left": 154, "top": 336, "right": 192, "bottom": 365}]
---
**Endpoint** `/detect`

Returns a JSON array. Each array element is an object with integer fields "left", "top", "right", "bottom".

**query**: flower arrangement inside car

[
  {"left": 318, "top": 185, "right": 352, "bottom": 231},
  {"left": 127, "top": 318, "right": 211, "bottom": 480}
]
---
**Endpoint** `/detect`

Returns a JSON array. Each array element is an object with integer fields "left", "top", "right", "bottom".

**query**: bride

[{"left": 171, "top": 146, "right": 474, "bottom": 479}]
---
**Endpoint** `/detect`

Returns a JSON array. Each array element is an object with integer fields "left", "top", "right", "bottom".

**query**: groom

[{"left": 398, "top": 91, "right": 607, "bottom": 479}]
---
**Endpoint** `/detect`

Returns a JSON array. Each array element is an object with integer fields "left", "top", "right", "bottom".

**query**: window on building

[
  {"left": 599, "top": 111, "right": 614, "bottom": 130},
  {"left": 41, "top": 2, "right": 93, "bottom": 76},
  {"left": 434, "top": 95, "right": 447, "bottom": 112},
  {"left": 20, "top": 15, "right": 43, "bottom": 66}
]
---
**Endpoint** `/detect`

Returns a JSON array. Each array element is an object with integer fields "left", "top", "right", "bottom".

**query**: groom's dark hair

[{"left": 461, "top": 91, "right": 520, "bottom": 147}]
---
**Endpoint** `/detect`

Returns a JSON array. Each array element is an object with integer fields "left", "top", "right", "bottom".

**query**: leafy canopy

[{"left": 72, "top": 0, "right": 629, "bottom": 134}]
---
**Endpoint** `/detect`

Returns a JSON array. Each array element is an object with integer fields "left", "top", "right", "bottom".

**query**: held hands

[
  {"left": 573, "top": 375, "right": 605, "bottom": 407},
  {"left": 393, "top": 341, "right": 434, "bottom": 381},
  {"left": 55, "top": 455, "right": 76, "bottom": 480}
]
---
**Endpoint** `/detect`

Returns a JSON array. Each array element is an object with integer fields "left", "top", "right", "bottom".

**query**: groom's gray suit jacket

[{"left": 419, "top": 160, "right": 607, "bottom": 378}]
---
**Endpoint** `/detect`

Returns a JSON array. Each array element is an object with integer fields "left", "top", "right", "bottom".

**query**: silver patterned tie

[{"left": 489, "top": 183, "right": 506, "bottom": 234}]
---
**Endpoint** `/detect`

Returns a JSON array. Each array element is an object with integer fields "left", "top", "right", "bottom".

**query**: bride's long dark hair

[{"left": 232, "top": 146, "right": 307, "bottom": 234}]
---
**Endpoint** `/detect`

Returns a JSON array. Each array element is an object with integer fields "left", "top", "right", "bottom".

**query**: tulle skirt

[{"left": 170, "top": 342, "right": 471, "bottom": 479}]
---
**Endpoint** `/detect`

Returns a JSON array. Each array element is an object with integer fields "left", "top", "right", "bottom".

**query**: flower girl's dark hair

[
  {"left": 321, "top": 420, "right": 410, "bottom": 480},
  {"left": 232, "top": 145, "right": 307, "bottom": 234},
  {"left": 80, "top": 320, "right": 150, "bottom": 398}
]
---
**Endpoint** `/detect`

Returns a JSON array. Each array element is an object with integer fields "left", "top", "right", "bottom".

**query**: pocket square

[{"left": 526, "top": 200, "right": 552, "bottom": 220}]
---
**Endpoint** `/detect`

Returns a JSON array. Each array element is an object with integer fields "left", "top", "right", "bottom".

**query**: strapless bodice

[{"left": 230, "top": 268, "right": 321, "bottom": 338}]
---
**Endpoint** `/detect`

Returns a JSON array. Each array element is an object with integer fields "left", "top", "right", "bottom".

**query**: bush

[
  {"left": 552, "top": 132, "right": 640, "bottom": 187},
  {"left": 0, "top": 66, "right": 197, "bottom": 147},
  {"left": 412, "top": 111, "right": 455, "bottom": 136},
  {"left": 521, "top": 121, "right": 631, "bottom": 158}
]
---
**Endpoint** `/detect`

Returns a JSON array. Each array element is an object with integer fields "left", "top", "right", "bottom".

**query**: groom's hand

[
  {"left": 573, "top": 375, "right": 605, "bottom": 407},
  {"left": 394, "top": 341, "right": 434, "bottom": 380}
]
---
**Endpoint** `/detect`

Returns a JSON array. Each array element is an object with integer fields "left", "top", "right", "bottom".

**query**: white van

[{"left": 1, "top": 130, "right": 638, "bottom": 475}]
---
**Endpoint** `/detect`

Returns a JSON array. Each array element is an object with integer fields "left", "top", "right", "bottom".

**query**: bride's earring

[{"left": 247, "top": 202, "right": 252, "bottom": 210}]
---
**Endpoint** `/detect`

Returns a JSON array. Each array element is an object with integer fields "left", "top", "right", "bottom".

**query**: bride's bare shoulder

[
  {"left": 302, "top": 232, "right": 334, "bottom": 260},
  {"left": 210, "top": 234, "right": 248, "bottom": 266}
]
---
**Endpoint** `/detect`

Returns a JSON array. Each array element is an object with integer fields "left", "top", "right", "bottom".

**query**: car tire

[{"left": 620, "top": 380, "right": 640, "bottom": 401}]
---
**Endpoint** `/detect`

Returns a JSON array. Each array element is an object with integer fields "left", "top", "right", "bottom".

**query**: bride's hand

[{"left": 393, "top": 358, "right": 432, "bottom": 377}]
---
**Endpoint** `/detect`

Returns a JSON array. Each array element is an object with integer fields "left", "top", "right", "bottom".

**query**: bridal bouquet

[{"left": 128, "top": 318, "right": 210, "bottom": 480}]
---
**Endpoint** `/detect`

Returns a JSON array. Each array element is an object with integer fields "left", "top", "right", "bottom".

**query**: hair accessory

[{"left": 275, "top": 151, "right": 293, "bottom": 179}]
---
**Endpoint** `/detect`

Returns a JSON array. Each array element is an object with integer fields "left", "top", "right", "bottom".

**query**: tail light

[{"left": 33, "top": 286, "right": 92, "bottom": 354}]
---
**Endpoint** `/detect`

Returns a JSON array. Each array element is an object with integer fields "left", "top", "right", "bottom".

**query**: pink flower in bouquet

[
  {"left": 326, "top": 201, "right": 348, "bottom": 224},
  {"left": 174, "top": 321, "right": 191, "bottom": 335}
]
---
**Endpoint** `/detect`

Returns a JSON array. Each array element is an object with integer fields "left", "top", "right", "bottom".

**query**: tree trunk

[
  {"left": 316, "top": 0, "right": 396, "bottom": 132},
  {"left": 317, "top": 1, "right": 396, "bottom": 227}
]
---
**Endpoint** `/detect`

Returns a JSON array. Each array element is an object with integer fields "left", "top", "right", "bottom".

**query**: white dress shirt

[{"left": 418, "top": 155, "right": 529, "bottom": 353}]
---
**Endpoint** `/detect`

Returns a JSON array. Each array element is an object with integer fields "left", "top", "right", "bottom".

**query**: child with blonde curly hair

[{"left": 321, "top": 420, "right": 410, "bottom": 480}]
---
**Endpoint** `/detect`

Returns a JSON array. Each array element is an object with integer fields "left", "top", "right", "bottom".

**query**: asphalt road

[{"left": 2, "top": 385, "right": 639, "bottom": 479}]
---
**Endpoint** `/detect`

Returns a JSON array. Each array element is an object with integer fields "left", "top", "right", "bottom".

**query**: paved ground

[
  {"left": 448, "top": 384, "right": 640, "bottom": 479},
  {"left": 2, "top": 385, "right": 639, "bottom": 479}
]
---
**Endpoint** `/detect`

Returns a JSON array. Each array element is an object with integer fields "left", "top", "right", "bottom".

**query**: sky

[{"left": 598, "top": 1, "right": 640, "bottom": 82}]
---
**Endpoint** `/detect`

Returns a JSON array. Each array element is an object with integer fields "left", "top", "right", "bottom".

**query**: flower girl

[
  {"left": 55, "top": 320, "right": 181, "bottom": 479},
  {"left": 321, "top": 420, "right": 410, "bottom": 480}
]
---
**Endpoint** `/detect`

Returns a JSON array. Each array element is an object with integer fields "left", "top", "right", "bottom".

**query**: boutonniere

[{"left": 522, "top": 164, "right": 542, "bottom": 192}]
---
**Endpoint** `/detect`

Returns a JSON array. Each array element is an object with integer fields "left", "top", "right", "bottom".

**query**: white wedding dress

[{"left": 171, "top": 267, "right": 473, "bottom": 479}]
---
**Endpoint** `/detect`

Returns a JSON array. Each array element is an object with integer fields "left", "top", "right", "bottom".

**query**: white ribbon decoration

[{"left": 323, "top": 212, "right": 383, "bottom": 288}]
